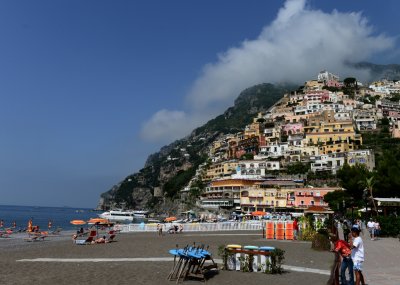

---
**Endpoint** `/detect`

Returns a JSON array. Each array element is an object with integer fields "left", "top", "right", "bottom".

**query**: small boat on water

[
  {"left": 98, "top": 210, "right": 134, "bottom": 222},
  {"left": 132, "top": 210, "right": 149, "bottom": 218}
]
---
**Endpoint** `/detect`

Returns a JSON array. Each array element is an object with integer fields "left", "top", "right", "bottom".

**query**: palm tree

[{"left": 364, "top": 176, "right": 378, "bottom": 216}]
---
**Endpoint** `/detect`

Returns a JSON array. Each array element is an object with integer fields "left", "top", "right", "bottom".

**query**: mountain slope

[{"left": 98, "top": 83, "right": 293, "bottom": 211}]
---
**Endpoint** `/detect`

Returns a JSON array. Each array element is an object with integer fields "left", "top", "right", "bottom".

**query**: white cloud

[
  {"left": 140, "top": 109, "right": 188, "bottom": 142},
  {"left": 141, "top": 0, "right": 396, "bottom": 143}
]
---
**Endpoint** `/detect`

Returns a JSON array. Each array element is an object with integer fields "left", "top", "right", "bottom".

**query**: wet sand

[{"left": 0, "top": 231, "right": 333, "bottom": 285}]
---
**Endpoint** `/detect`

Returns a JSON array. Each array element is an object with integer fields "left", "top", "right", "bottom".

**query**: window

[{"left": 301, "top": 200, "right": 304, "bottom": 205}]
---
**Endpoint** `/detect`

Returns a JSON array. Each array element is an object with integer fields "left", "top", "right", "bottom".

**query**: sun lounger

[
  {"left": 24, "top": 232, "right": 48, "bottom": 242},
  {"left": 74, "top": 230, "right": 97, "bottom": 245}
]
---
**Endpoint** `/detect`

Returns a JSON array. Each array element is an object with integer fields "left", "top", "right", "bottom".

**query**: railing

[{"left": 115, "top": 221, "right": 263, "bottom": 233}]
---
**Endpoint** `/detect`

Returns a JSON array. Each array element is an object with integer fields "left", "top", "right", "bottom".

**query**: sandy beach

[{"left": 0, "top": 230, "right": 333, "bottom": 285}]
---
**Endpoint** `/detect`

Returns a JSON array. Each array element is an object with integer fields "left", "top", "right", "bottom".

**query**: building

[
  {"left": 204, "top": 160, "right": 238, "bottom": 181},
  {"left": 293, "top": 187, "right": 339, "bottom": 208},
  {"left": 346, "top": 149, "right": 375, "bottom": 171},
  {"left": 304, "top": 111, "right": 362, "bottom": 155},
  {"left": 200, "top": 178, "right": 259, "bottom": 210}
]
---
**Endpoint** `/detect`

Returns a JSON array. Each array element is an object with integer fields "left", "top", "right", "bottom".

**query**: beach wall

[{"left": 115, "top": 221, "right": 263, "bottom": 233}]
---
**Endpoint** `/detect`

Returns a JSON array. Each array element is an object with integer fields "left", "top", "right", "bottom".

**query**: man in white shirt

[
  {"left": 351, "top": 227, "right": 365, "bottom": 285},
  {"left": 367, "top": 219, "right": 375, "bottom": 240}
]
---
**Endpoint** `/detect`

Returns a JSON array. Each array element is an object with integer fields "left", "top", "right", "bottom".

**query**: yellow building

[
  {"left": 204, "top": 160, "right": 238, "bottom": 181},
  {"left": 240, "top": 180, "right": 302, "bottom": 212},
  {"left": 304, "top": 80, "right": 324, "bottom": 91},
  {"left": 201, "top": 178, "right": 258, "bottom": 210},
  {"left": 304, "top": 111, "right": 362, "bottom": 154}
]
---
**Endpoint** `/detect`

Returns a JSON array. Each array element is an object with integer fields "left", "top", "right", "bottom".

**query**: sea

[{"left": 0, "top": 205, "right": 101, "bottom": 232}]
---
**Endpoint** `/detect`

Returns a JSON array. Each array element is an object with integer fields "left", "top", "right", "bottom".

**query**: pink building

[
  {"left": 304, "top": 90, "right": 330, "bottom": 103},
  {"left": 326, "top": 80, "right": 343, "bottom": 88},
  {"left": 291, "top": 187, "right": 339, "bottom": 208},
  {"left": 282, "top": 123, "right": 303, "bottom": 135}
]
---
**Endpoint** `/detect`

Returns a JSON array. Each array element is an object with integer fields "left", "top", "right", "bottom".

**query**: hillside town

[{"left": 178, "top": 70, "right": 400, "bottom": 217}]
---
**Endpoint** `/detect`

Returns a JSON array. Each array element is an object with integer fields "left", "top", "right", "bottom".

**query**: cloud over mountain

[{"left": 140, "top": 0, "right": 396, "bottom": 143}]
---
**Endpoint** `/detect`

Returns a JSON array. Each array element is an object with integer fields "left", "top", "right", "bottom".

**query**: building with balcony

[
  {"left": 304, "top": 111, "right": 361, "bottom": 155},
  {"left": 201, "top": 178, "right": 259, "bottom": 210},
  {"left": 293, "top": 187, "right": 339, "bottom": 208},
  {"left": 204, "top": 160, "right": 238, "bottom": 181},
  {"left": 347, "top": 149, "right": 375, "bottom": 171}
]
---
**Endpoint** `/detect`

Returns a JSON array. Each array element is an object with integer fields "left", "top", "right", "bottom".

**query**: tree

[
  {"left": 361, "top": 176, "right": 378, "bottom": 216},
  {"left": 343, "top": 77, "right": 357, "bottom": 88},
  {"left": 323, "top": 190, "right": 352, "bottom": 212},
  {"left": 286, "top": 162, "right": 310, "bottom": 174},
  {"left": 336, "top": 164, "right": 370, "bottom": 201}
]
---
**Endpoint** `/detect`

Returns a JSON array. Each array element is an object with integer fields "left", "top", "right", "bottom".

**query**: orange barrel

[
  {"left": 276, "top": 221, "right": 284, "bottom": 240},
  {"left": 266, "top": 221, "right": 274, "bottom": 239},
  {"left": 285, "top": 221, "right": 294, "bottom": 240}
]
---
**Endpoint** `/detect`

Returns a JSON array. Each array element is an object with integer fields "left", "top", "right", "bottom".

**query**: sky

[{"left": 0, "top": 0, "right": 399, "bottom": 208}]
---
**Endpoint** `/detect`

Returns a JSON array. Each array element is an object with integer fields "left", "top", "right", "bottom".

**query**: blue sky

[{"left": 0, "top": 0, "right": 399, "bottom": 208}]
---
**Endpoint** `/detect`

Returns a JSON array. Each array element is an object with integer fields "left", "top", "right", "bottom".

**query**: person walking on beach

[
  {"left": 293, "top": 218, "right": 299, "bottom": 240},
  {"left": 28, "top": 219, "right": 33, "bottom": 233},
  {"left": 343, "top": 221, "right": 350, "bottom": 243},
  {"left": 367, "top": 219, "right": 375, "bottom": 240},
  {"left": 330, "top": 234, "right": 354, "bottom": 285},
  {"left": 157, "top": 223, "right": 163, "bottom": 236},
  {"left": 350, "top": 227, "right": 365, "bottom": 285},
  {"left": 374, "top": 219, "right": 380, "bottom": 239}
]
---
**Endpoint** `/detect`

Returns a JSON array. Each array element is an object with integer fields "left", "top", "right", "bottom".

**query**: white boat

[
  {"left": 132, "top": 210, "right": 149, "bottom": 218},
  {"left": 98, "top": 210, "right": 134, "bottom": 222}
]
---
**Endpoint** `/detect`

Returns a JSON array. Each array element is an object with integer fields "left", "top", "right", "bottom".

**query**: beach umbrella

[
  {"left": 251, "top": 211, "right": 267, "bottom": 216},
  {"left": 70, "top": 220, "right": 86, "bottom": 225},
  {"left": 87, "top": 218, "right": 110, "bottom": 238},
  {"left": 164, "top": 217, "right": 177, "bottom": 222},
  {"left": 87, "top": 218, "right": 109, "bottom": 225}
]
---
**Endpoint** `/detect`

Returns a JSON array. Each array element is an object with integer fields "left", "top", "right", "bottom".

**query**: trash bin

[
  {"left": 259, "top": 246, "right": 275, "bottom": 272},
  {"left": 226, "top": 244, "right": 242, "bottom": 271},
  {"left": 243, "top": 245, "right": 259, "bottom": 272}
]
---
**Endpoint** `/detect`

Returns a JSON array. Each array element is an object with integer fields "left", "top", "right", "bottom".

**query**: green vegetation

[
  {"left": 193, "top": 83, "right": 294, "bottom": 136},
  {"left": 286, "top": 162, "right": 310, "bottom": 174},
  {"left": 163, "top": 168, "right": 197, "bottom": 198}
]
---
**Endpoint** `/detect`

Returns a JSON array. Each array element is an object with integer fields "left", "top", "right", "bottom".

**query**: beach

[{"left": 0, "top": 230, "right": 333, "bottom": 285}]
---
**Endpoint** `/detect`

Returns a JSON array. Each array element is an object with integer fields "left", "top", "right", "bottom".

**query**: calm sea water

[{"left": 0, "top": 205, "right": 98, "bottom": 231}]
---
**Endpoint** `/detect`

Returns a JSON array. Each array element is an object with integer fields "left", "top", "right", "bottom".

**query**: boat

[
  {"left": 98, "top": 210, "right": 134, "bottom": 222},
  {"left": 132, "top": 210, "right": 149, "bottom": 218}
]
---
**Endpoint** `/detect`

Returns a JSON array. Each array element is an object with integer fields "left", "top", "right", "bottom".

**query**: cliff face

[{"left": 98, "top": 83, "right": 291, "bottom": 212}]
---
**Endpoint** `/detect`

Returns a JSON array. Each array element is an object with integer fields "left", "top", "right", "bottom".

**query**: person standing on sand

[
  {"left": 367, "top": 219, "right": 375, "bottom": 240},
  {"left": 157, "top": 223, "right": 163, "bottom": 236},
  {"left": 330, "top": 234, "right": 354, "bottom": 285},
  {"left": 350, "top": 228, "right": 365, "bottom": 285},
  {"left": 293, "top": 218, "right": 299, "bottom": 240}
]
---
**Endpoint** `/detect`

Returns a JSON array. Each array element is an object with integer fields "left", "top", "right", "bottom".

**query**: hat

[{"left": 351, "top": 227, "right": 360, "bottom": 233}]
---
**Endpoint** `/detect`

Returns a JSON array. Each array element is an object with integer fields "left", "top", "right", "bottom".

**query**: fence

[{"left": 115, "top": 221, "right": 263, "bottom": 233}]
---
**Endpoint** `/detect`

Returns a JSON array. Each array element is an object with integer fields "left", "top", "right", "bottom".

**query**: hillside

[
  {"left": 98, "top": 83, "right": 293, "bottom": 211},
  {"left": 98, "top": 63, "right": 400, "bottom": 213}
]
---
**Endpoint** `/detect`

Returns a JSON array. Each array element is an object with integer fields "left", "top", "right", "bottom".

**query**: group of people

[
  {"left": 331, "top": 226, "right": 365, "bottom": 285},
  {"left": 366, "top": 219, "right": 380, "bottom": 240},
  {"left": 156, "top": 223, "right": 183, "bottom": 236}
]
